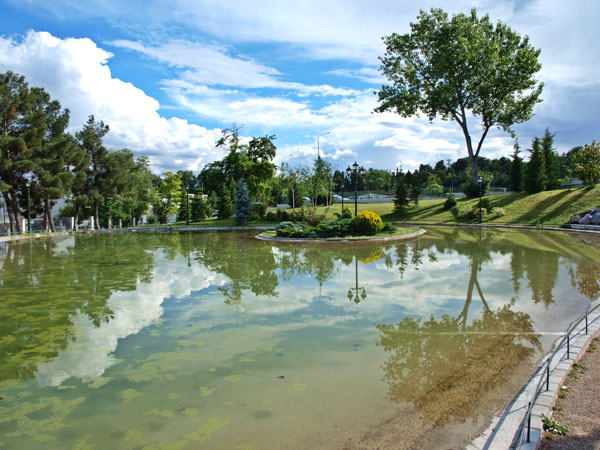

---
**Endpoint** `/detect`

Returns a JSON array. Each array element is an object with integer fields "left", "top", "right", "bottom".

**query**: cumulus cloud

[{"left": 0, "top": 31, "right": 224, "bottom": 173}]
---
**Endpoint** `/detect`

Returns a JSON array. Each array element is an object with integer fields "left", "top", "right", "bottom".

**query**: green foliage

[
  {"left": 542, "top": 414, "right": 569, "bottom": 435},
  {"left": 510, "top": 141, "right": 524, "bottom": 192},
  {"left": 394, "top": 178, "right": 409, "bottom": 213},
  {"left": 233, "top": 179, "right": 252, "bottom": 224},
  {"left": 541, "top": 128, "right": 561, "bottom": 189},
  {"left": 524, "top": 137, "right": 548, "bottom": 193},
  {"left": 352, "top": 210, "right": 384, "bottom": 235},
  {"left": 489, "top": 207, "right": 506, "bottom": 217},
  {"left": 376, "top": 8, "right": 543, "bottom": 186},
  {"left": 575, "top": 140, "right": 600, "bottom": 185},
  {"left": 461, "top": 172, "right": 491, "bottom": 198},
  {"left": 200, "top": 128, "right": 277, "bottom": 203},
  {"left": 265, "top": 211, "right": 277, "bottom": 221},
  {"left": 251, "top": 202, "right": 267, "bottom": 219},
  {"left": 217, "top": 186, "right": 233, "bottom": 220},
  {"left": 443, "top": 194, "right": 457, "bottom": 210},
  {"left": 410, "top": 183, "right": 423, "bottom": 207},
  {"left": 190, "top": 192, "right": 211, "bottom": 222},
  {"left": 481, "top": 197, "right": 491, "bottom": 212}
]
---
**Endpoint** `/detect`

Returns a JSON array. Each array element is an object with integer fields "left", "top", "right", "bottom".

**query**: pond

[{"left": 1, "top": 227, "right": 599, "bottom": 449}]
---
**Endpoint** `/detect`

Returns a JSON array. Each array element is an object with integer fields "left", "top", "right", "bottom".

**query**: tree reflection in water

[{"left": 377, "top": 245, "right": 541, "bottom": 426}]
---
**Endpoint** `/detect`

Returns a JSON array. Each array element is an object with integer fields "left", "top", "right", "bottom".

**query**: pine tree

[
  {"left": 541, "top": 128, "right": 560, "bottom": 189},
  {"left": 510, "top": 141, "right": 523, "bottom": 192},
  {"left": 217, "top": 186, "right": 233, "bottom": 220},
  {"left": 524, "top": 137, "right": 547, "bottom": 193},
  {"left": 234, "top": 179, "right": 252, "bottom": 224},
  {"left": 394, "top": 176, "right": 409, "bottom": 213},
  {"left": 190, "top": 189, "right": 211, "bottom": 222}
]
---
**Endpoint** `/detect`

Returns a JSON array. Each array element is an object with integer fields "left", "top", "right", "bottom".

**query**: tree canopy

[{"left": 376, "top": 8, "right": 543, "bottom": 186}]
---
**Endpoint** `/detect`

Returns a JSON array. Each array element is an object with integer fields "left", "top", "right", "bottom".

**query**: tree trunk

[
  {"left": 94, "top": 198, "right": 99, "bottom": 230},
  {"left": 45, "top": 196, "right": 55, "bottom": 232},
  {"left": 8, "top": 191, "right": 22, "bottom": 233},
  {"left": 3, "top": 192, "right": 15, "bottom": 233},
  {"left": 74, "top": 203, "right": 79, "bottom": 231}
]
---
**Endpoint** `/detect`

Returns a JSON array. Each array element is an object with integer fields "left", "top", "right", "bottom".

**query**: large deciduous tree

[
  {"left": 575, "top": 140, "right": 600, "bottom": 185},
  {"left": 376, "top": 8, "right": 543, "bottom": 188}
]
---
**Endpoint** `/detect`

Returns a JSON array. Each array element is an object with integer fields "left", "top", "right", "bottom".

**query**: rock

[{"left": 579, "top": 214, "right": 593, "bottom": 225}]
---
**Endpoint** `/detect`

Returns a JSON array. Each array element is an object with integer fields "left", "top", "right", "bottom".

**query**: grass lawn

[{"left": 300, "top": 185, "right": 600, "bottom": 228}]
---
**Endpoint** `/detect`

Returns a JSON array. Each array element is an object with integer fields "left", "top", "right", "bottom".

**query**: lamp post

[
  {"left": 317, "top": 132, "right": 329, "bottom": 159},
  {"left": 26, "top": 178, "right": 32, "bottom": 233},
  {"left": 478, "top": 176, "right": 483, "bottom": 224},
  {"left": 346, "top": 162, "right": 365, "bottom": 216},
  {"left": 185, "top": 186, "right": 190, "bottom": 226},
  {"left": 347, "top": 257, "right": 367, "bottom": 304}
]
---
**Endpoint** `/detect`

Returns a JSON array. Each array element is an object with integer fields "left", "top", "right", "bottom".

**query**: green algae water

[{"left": 1, "top": 227, "right": 599, "bottom": 449}]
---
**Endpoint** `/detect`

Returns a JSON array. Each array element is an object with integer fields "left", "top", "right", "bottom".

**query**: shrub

[
  {"left": 147, "top": 214, "right": 158, "bottom": 225},
  {"left": 265, "top": 211, "right": 277, "bottom": 221},
  {"left": 451, "top": 205, "right": 476, "bottom": 220},
  {"left": 443, "top": 194, "right": 457, "bottom": 210},
  {"left": 382, "top": 222, "right": 398, "bottom": 232},
  {"left": 251, "top": 202, "right": 267, "bottom": 219},
  {"left": 314, "top": 218, "right": 352, "bottom": 237},
  {"left": 352, "top": 211, "right": 384, "bottom": 235},
  {"left": 304, "top": 206, "right": 325, "bottom": 226},
  {"left": 489, "top": 206, "right": 506, "bottom": 217}
]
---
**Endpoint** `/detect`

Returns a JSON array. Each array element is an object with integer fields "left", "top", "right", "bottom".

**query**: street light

[
  {"left": 317, "top": 132, "right": 329, "bottom": 159},
  {"left": 346, "top": 162, "right": 366, "bottom": 216},
  {"left": 26, "top": 178, "right": 32, "bottom": 233},
  {"left": 478, "top": 176, "right": 483, "bottom": 224},
  {"left": 185, "top": 186, "right": 190, "bottom": 226}
]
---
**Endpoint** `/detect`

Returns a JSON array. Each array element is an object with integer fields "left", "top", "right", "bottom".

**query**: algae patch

[
  {"left": 121, "top": 388, "right": 143, "bottom": 403},
  {"left": 183, "top": 417, "right": 230, "bottom": 443}
]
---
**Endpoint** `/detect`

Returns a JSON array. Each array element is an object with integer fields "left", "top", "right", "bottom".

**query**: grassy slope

[
  {"left": 163, "top": 185, "right": 599, "bottom": 229},
  {"left": 311, "top": 185, "right": 600, "bottom": 227}
]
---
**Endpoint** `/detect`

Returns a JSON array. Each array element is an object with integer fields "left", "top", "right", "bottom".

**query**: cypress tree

[
  {"left": 234, "top": 179, "right": 252, "bottom": 224},
  {"left": 510, "top": 141, "right": 523, "bottom": 192},
  {"left": 541, "top": 128, "right": 560, "bottom": 189},
  {"left": 524, "top": 137, "right": 547, "bottom": 193}
]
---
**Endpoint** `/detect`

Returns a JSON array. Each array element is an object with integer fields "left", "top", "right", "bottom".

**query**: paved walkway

[{"left": 538, "top": 333, "right": 600, "bottom": 449}]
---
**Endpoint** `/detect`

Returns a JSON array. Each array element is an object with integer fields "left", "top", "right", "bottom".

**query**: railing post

[
  {"left": 527, "top": 402, "right": 531, "bottom": 443},
  {"left": 546, "top": 363, "right": 550, "bottom": 391},
  {"left": 586, "top": 315, "right": 588, "bottom": 335},
  {"left": 567, "top": 335, "right": 570, "bottom": 359}
]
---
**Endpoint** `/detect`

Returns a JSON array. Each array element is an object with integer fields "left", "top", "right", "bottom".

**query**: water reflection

[
  {"left": 2, "top": 228, "right": 600, "bottom": 386},
  {"left": 0, "top": 234, "right": 154, "bottom": 383},
  {"left": 376, "top": 303, "right": 541, "bottom": 426}
]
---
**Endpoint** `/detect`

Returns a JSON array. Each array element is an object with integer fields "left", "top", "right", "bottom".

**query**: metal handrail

[{"left": 516, "top": 301, "right": 600, "bottom": 447}]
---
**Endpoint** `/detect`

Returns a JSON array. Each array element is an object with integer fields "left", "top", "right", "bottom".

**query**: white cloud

[{"left": 0, "top": 31, "right": 225, "bottom": 173}]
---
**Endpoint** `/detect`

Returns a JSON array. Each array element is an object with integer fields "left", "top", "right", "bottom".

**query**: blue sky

[{"left": 0, "top": 0, "right": 598, "bottom": 174}]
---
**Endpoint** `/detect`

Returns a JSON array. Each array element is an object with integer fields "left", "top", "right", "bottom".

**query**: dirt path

[{"left": 539, "top": 335, "right": 600, "bottom": 449}]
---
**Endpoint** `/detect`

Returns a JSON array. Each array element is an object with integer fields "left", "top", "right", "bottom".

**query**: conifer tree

[
  {"left": 541, "top": 128, "right": 560, "bottom": 189},
  {"left": 234, "top": 179, "right": 252, "bottom": 224},
  {"left": 510, "top": 141, "right": 523, "bottom": 192},
  {"left": 217, "top": 186, "right": 233, "bottom": 220},
  {"left": 394, "top": 176, "right": 409, "bottom": 213},
  {"left": 524, "top": 137, "right": 547, "bottom": 193},
  {"left": 190, "top": 189, "right": 211, "bottom": 222}
]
